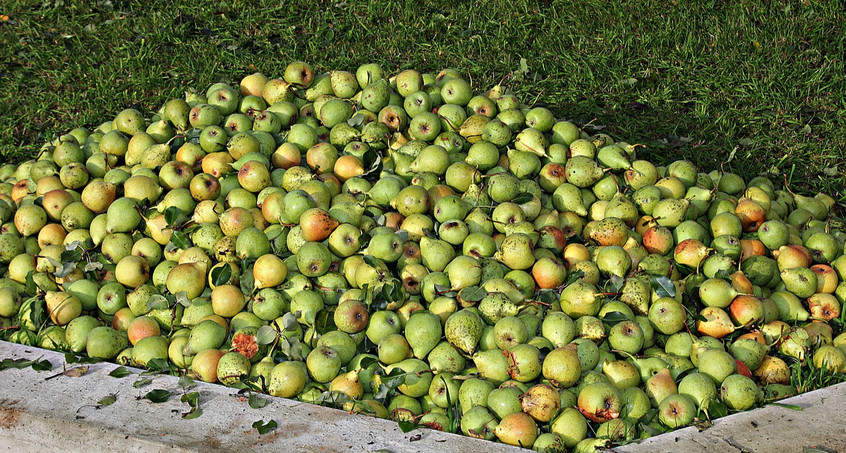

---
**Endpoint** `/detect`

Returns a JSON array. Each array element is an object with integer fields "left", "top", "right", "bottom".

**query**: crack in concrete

[{"left": 722, "top": 436, "right": 753, "bottom": 453}]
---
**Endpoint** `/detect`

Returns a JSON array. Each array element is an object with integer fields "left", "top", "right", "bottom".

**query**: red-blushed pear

[
  {"left": 645, "top": 368, "right": 677, "bottom": 407},
  {"left": 298, "top": 207, "right": 339, "bottom": 242},
  {"left": 532, "top": 256, "right": 568, "bottom": 289},
  {"left": 696, "top": 306, "right": 736, "bottom": 338},
  {"left": 739, "top": 239, "right": 767, "bottom": 261},
  {"left": 642, "top": 225, "right": 674, "bottom": 255},
  {"left": 126, "top": 316, "right": 161, "bottom": 346},
  {"left": 735, "top": 198, "right": 767, "bottom": 232},
  {"left": 673, "top": 238, "right": 710, "bottom": 269},
  {"left": 494, "top": 412, "right": 539, "bottom": 447},
  {"left": 729, "top": 295, "right": 765, "bottom": 327},
  {"left": 731, "top": 271, "right": 756, "bottom": 295},
  {"left": 811, "top": 264, "right": 839, "bottom": 293}
]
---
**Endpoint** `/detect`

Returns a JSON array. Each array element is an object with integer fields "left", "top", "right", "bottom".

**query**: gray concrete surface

[
  {"left": 613, "top": 382, "right": 846, "bottom": 453},
  {"left": 2, "top": 339, "right": 844, "bottom": 453},
  {"left": 0, "top": 340, "right": 529, "bottom": 453}
]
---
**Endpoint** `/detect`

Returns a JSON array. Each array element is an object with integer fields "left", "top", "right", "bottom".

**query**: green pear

[
  {"left": 183, "top": 319, "right": 227, "bottom": 356},
  {"left": 105, "top": 197, "right": 141, "bottom": 233},
  {"left": 404, "top": 311, "right": 442, "bottom": 359},
  {"left": 445, "top": 309, "right": 484, "bottom": 354}
]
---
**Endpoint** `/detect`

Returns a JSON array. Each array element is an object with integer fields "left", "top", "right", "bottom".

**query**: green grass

[{"left": 0, "top": 0, "right": 843, "bottom": 198}]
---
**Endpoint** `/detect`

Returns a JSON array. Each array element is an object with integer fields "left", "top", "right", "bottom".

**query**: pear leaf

[
  {"left": 141, "top": 389, "right": 172, "bottom": 403},
  {"left": 256, "top": 325, "right": 278, "bottom": 345},
  {"left": 714, "top": 269, "right": 732, "bottom": 281},
  {"left": 181, "top": 391, "right": 202, "bottom": 419},
  {"left": 650, "top": 275, "right": 677, "bottom": 298},
  {"left": 249, "top": 392, "right": 268, "bottom": 409},
  {"left": 459, "top": 286, "right": 486, "bottom": 302},
  {"left": 170, "top": 231, "right": 190, "bottom": 250},
  {"left": 163, "top": 206, "right": 183, "bottom": 227},
  {"left": 146, "top": 294, "right": 170, "bottom": 311},
  {"left": 133, "top": 378, "right": 153, "bottom": 388},
  {"left": 97, "top": 394, "right": 117, "bottom": 407},
  {"left": 252, "top": 419, "right": 277, "bottom": 435},
  {"left": 398, "top": 420, "right": 419, "bottom": 433},
  {"left": 210, "top": 264, "right": 232, "bottom": 287},
  {"left": 512, "top": 193, "right": 534, "bottom": 204},
  {"left": 63, "top": 352, "right": 99, "bottom": 364},
  {"left": 601, "top": 311, "right": 629, "bottom": 326},
  {"left": 0, "top": 358, "right": 51, "bottom": 371},
  {"left": 706, "top": 399, "right": 728, "bottom": 420},
  {"left": 178, "top": 375, "right": 197, "bottom": 391},
  {"left": 108, "top": 366, "right": 131, "bottom": 378}
]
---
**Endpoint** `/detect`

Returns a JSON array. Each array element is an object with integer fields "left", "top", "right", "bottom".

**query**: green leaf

[
  {"left": 357, "top": 356, "right": 379, "bottom": 370},
  {"left": 181, "top": 391, "right": 201, "bottom": 419},
  {"left": 109, "top": 366, "right": 131, "bottom": 378},
  {"left": 60, "top": 248, "right": 83, "bottom": 263},
  {"left": 650, "top": 275, "right": 677, "bottom": 298},
  {"left": 252, "top": 419, "right": 277, "bottom": 435},
  {"left": 64, "top": 352, "right": 100, "bottom": 364},
  {"left": 770, "top": 402, "right": 803, "bottom": 411},
  {"left": 53, "top": 261, "right": 78, "bottom": 278},
  {"left": 178, "top": 375, "right": 197, "bottom": 391},
  {"left": 146, "top": 294, "right": 170, "bottom": 311},
  {"left": 314, "top": 309, "right": 336, "bottom": 335},
  {"left": 706, "top": 399, "right": 728, "bottom": 419},
  {"left": 32, "top": 359, "right": 52, "bottom": 371},
  {"left": 143, "top": 358, "right": 171, "bottom": 375},
  {"left": 0, "top": 358, "right": 43, "bottom": 370},
  {"left": 171, "top": 231, "right": 191, "bottom": 250},
  {"left": 714, "top": 269, "right": 732, "bottom": 281},
  {"left": 210, "top": 264, "right": 232, "bottom": 287},
  {"left": 97, "top": 394, "right": 117, "bottom": 407},
  {"left": 133, "top": 377, "right": 153, "bottom": 388},
  {"left": 163, "top": 206, "right": 183, "bottom": 227},
  {"left": 397, "top": 420, "right": 418, "bottom": 433},
  {"left": 141, "top": 389, "right": 172, "bottom": 403},
  {"left": 281, "top": 312, "right": 298, "bottom": 330},
  {"left": 248, "top": 392, "right": 267, "bottom": 409},
  {"left": 607, "top": 274, "right": 625, "bottom": 293},
  {"left": 25, "top": 270, "right": 37, "bottom": 294},
  {"left": 459, "top": 286, "right": 486, "bottom": 302},
  {"left": 601, "top": 311, "right": 629, "bottom": 326},
  {"left": 256, "top": 325, "right": 278, "bottom": 345},
  {"left": 511, "top": 193, "right": 534, "bottom": 204},
  {"left": 362, "top": 255, "right": 379, "bottom": 268},
  {"left": 564, "top": 269, "right": 585, "bottom": 286},
  {"left": 347, "top": 113, "right": 365, "bottom": 127}
]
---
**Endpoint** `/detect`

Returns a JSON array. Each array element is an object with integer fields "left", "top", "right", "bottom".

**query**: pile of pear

[{"left": 1, "top": 60, "right": 845, "bottom": 451}]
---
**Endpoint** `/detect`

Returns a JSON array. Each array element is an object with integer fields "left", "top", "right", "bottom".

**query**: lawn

[{"left": 0, "top": 0, "right": 843, "bottom": 198}]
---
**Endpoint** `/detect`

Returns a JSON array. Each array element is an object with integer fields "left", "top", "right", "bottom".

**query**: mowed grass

[{"left": 0, "top": 0, "right": 843, "bottom": 199}]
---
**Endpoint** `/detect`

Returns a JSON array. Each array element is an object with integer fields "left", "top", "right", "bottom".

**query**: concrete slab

[
  {"left": 3, "top": 339, "right": 845, "bottom": 453},
  {"left": 0, "top": 340, "right": 530, "bottom": 453},
  {"left": 614, "top": 381, "right": 846, "bottom": 453}
]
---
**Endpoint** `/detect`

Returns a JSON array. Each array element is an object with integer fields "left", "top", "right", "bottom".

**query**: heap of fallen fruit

[{"left": 1, "top": 61, "right": 845, "bottom": 452}]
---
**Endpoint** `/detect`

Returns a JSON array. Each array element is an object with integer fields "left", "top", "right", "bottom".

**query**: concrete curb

[
  {"left": 613, "top": 381, "right": 846, "bottom": 453},
  {"left": 3, "top": 340, "right": 844, "bottom": 453},
  {"left": 0, "top": 341, "right": 530, "bottom": 453}
]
